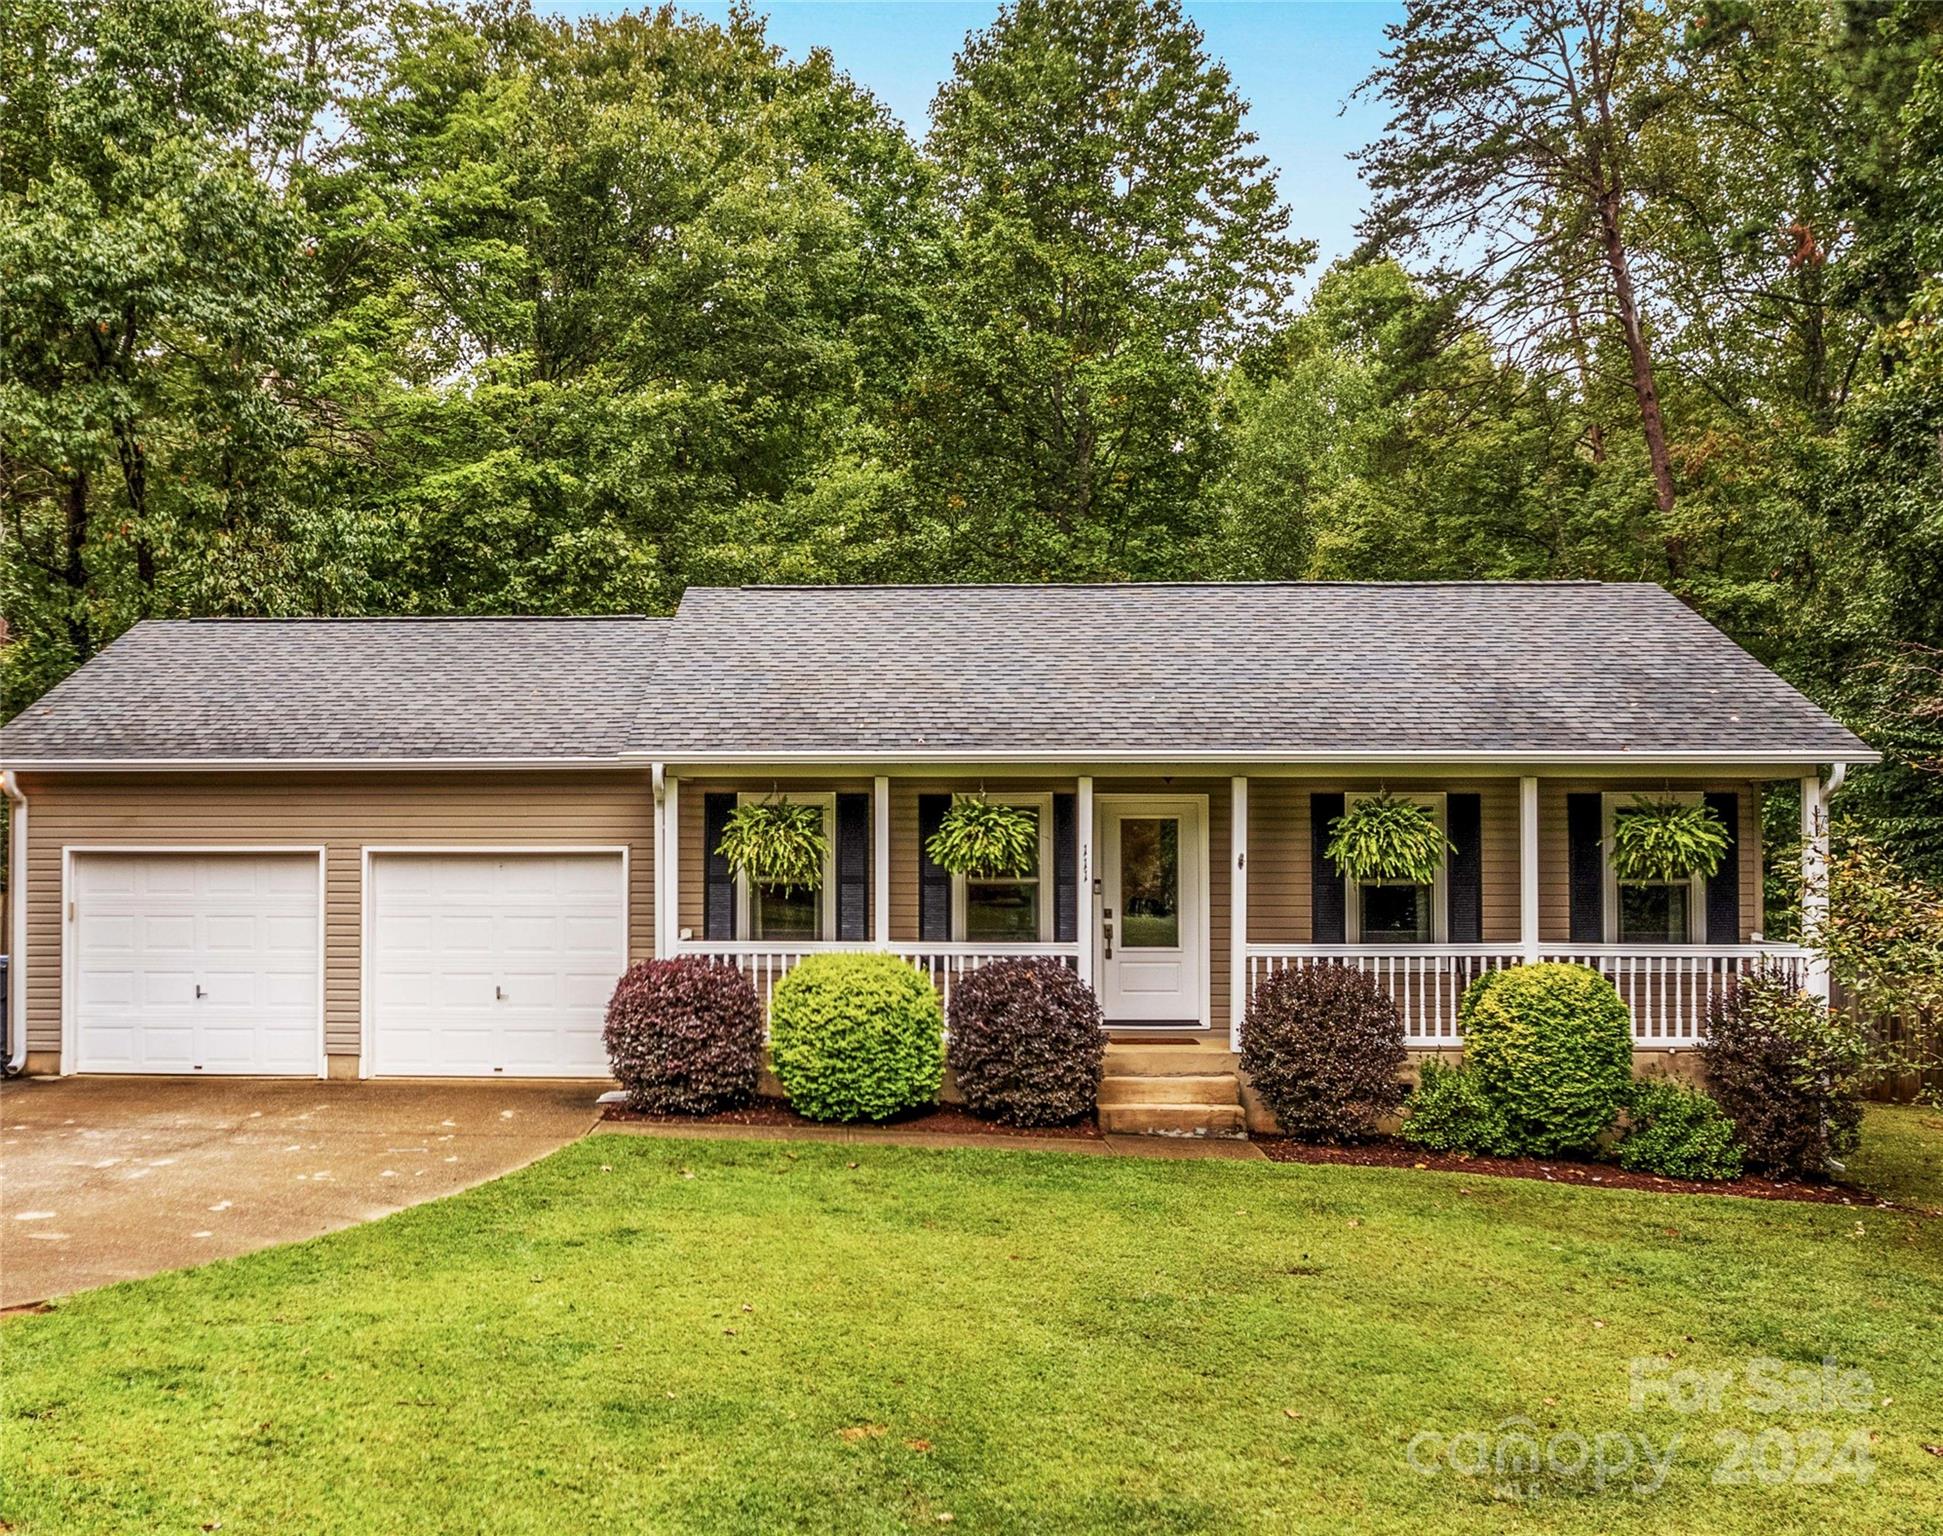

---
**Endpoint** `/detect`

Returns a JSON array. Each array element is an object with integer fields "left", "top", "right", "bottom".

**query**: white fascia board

[
  {"left": 624, "top": 749, "right": 1876, "bottom": 774},
  {"left": 0, "top": 756, "right": 639, "bottom": 772}
]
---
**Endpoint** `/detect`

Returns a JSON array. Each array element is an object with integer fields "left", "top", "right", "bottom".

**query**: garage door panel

[
  {"left": 74, "top": 853, "right": 320, "bottom": 1075},
  {"left": 371, "top": 853, "right": 624, "bottom": 1077}
]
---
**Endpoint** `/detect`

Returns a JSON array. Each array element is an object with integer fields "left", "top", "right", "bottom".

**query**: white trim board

[{"left": 60, "top": 844, "right": 329, "bottom": 1078}]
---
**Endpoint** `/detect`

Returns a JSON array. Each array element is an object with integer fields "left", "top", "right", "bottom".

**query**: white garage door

[
  {"left": 73, "top": 852, "right": 322, "bottom": 1074},
  {"left": 369, "top": 853, "right": 627, "bottom": 1077}
]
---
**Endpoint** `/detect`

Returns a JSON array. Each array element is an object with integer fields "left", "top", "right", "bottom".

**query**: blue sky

[{"left": 552, "top": 2, "right": 1404, "bottom": 281}]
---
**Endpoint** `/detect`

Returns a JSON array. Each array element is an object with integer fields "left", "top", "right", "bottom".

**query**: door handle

[
  {"left": 495, "top": 985, "right": 506, "bottom": 1002},
  {"left": 195, "top": 984, "right": 207, "bottom": 1000},
  {"left": 1101, "top": 911, "right": 1113, "bottom": 960}
]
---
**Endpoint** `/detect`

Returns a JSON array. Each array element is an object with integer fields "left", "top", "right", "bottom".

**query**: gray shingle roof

[
  {"left": 0, "top": 584, "right": 1872, "bottom": 765},
  {"left": 0, "top": 617, "right": 663, "bottom": 762},
  {"left": 645, "top": 582, "right": 1871, "bottom": 761}
]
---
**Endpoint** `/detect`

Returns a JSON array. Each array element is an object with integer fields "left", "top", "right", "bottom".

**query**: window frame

[
  {"left": 1601, "top": 791, "right": 1705, "bottom": 945},
  {"left": 733, "top": 791, "right": 838, "bottom": 942},
  {"left": 1342, "top": 790, "right": 1448, "bottom": 945},
  {"left": 949, "top": 792, "right": 1055, "bottom": 945}
]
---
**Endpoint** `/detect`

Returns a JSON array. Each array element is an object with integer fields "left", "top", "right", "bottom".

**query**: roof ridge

[
  {"left": 142, "top": 614, "right": 664, "bottom": 625},
  {"left": 721, "top": 579, "right": 1629, "bottom": 593}
]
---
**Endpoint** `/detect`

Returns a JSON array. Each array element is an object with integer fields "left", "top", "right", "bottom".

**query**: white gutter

[
  {"left": 3, "top": 770, "right": 26, "bottom": 1073},
  {"left": 618, "top": 748, "right": 1881, "bottom": 770},
  {"left": 0, "top": 756, "right": 635, "bottom": 773}
]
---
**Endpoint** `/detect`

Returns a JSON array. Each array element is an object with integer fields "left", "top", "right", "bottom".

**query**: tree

[
  {"left": 0, "top": 0, "right": 337, "bottom": 709},
  {"left": 909, "top": 0, "right": 1311, "bottom": 579},
  {"left": 1358, "top": 0, "right": 1683, "bottom": 544}
]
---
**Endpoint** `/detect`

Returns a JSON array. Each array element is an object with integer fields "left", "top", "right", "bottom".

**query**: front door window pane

[
  {"left": 1361, "top": 883, "right": 1431, "bottom": 943},
  {"left": 754, "top": 884, "right": 821, "bottom": 940},
  {"left": 1120, "top": 818, "right": 1180, "bottom": 948},
  {"left": 1618, "top": 884, "right": 1690, "bottom": 944}
]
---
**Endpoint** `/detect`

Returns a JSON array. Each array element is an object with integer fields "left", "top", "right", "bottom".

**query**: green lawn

[{"left": 4, "top": 1126, "right": 1940, "bottom": 1535}]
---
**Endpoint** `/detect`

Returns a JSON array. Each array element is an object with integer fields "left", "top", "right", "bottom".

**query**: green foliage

[
  {"left": 1820, "top": 834, "right": 1943, "bottom": 1018},
  {"left": 1459, "top": 963, "right": 1635, "bottom": 1156},
  {"left": 767, "top": 953, "right": 945, "bottom": 1122},
  {"left": 1399, "top": 1059, "right": 1520, "bottom": 1156},
  {"left": 1324, "top": 792, "right": 1453, "bottom": 886},
  {"left": 1617, "top": 1079, "right": 1745, "bottom": 1181},
  {"left": 1607, "top": 797, "right": 1732, "bottom": 882},
  {"left": 925, "top": 797, "right": 1040, "bottom": 878},
  {"left": 715, "top": 801, "right": 828, "bottom": 895}
]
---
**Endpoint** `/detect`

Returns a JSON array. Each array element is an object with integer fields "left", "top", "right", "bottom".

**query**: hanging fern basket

[
  {"left": 1607, "top": 796, "right": 1730, "bottom": 882},
  {"left": 715, "top": 799, "right": 828, "bottom": 895},
  {"left": 925, "top": 796, "right": 1040, "bottom": 878},
  {"left": 1325, "top": 793, "right": 1453, "bottom": 887}
]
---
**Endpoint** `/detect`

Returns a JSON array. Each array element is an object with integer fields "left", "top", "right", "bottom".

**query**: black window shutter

[
  {"left": 1311, "top": 792, "right": 1346, "bottom": 943},
  {"left": 703, "top": 793, "right": 736, "bottom": 940},
  {"left": 835, "top": 794, "right": 870, "bottom": 941},
  {"left": 1567, "top": 793, "right": 1604, "bottom": 943},
  {"left": 1704, "top": 790, "right": 1741, "bottom": 943},
  {"left": 918, "top": 794, "right": 952, "bottom": 941},
  {"left": 1447, "top": 793, "right": 1483, "bottom": 943},
  {"left": 1052, "top": 793, "right": 1077, "bottom": 943}
]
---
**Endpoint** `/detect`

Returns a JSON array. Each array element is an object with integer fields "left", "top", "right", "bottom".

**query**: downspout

[
  {"left": 1825, "top": 761, "right": 1849, "bottom": 799},
  {"left": 3, "top": 771, "right": 27, "bottom": 1074}
]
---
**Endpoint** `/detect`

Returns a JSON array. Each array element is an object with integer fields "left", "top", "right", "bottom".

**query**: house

[{"left": 0, "top": 582, "right": 1873, "bottom": 1131}]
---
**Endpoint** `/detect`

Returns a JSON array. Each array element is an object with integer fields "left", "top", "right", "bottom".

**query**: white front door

[
  {"left": 73, "top": 852, "right": 322, "bottom": 1074},
  {"left": 369, "top": 853, "right": 627, "bottom": 1077},
  {"left": 1096, "top": 798, "right": 1206, "bottom": 1025}
]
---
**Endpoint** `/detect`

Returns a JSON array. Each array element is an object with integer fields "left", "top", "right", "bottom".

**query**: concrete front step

[
  {"left": 1098, "top": 1073, "right": 1238, "bottom": 1107},
  {"left": 1103, "top": 1042, "right": 1235, "bottom": 1077},
  {"left": 1098, "top": 1102, "right": 1247, "bottom": 1137}
]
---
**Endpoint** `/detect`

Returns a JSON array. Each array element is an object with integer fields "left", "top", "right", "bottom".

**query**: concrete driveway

[{"left": 0, "top": 1076, "right": 601, "bottom": 1307}]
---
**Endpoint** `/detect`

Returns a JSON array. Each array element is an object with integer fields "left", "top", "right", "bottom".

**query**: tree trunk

[
  {"left": 63, "top": 472, "right": 92, "bottom": 663},
  {"left": 1593, "top": 189, "right": 1677, "bottom": 523}
]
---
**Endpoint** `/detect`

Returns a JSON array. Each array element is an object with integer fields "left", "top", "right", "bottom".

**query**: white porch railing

[
  {"left": 670, "top": 941, "right": 1081, "bottom": 1015},
  {"left": 1243, "top": 943, "right": 1813, "bottom": 1047}
]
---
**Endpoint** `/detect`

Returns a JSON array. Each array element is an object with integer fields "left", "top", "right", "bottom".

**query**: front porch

[{"left": 651, "top": 767, "right": 1828, "bottom": 1053}]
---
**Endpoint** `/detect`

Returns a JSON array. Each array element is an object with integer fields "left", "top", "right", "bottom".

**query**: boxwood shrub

[
  {"left": 1399, "top": 1059, "right": 1520, "bottom": 1156},
  {"left": 1618, "top": 1078, "right": 1744, "bottom": 1181},
  {"left": 1459, "top": 962, "right": 1634, "bottom": 1156},
  {"left": 603, "top": 958, "right": 764, "bottom": 1114},
  {"left": 768, "top": 952, "right": 945, "bottom": 1122},
  {"left": 946, "top": 959, "right": 1105, "bottom": 1125},
  {"left": 1240, "top": 963, "right": 1406, "bottom": 1142},
  {"left": 1701, "top": 969, "right": 1869, "bottom": 1175}
]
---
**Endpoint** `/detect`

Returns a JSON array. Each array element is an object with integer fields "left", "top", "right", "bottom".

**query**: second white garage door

[{"left": 368, "top": 852, "right": 627, "bottom": 1077}]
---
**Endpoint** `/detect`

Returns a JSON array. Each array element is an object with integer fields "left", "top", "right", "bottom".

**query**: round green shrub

[
  {"left": 768, "top": 952, "right": 944, "bottom": 1122},
  {"left": 1241, "top": 963, "right": 1406, "bottom": 1142},
  {"left": 1399, "top": 1059, "right": 1519, "bottom": 1156},
  {"left": 1459, "top": 962, "right": 1633, "bottom": 1156},
  {"left": 1618, "top": 1079, "right": 1744, "bottom": 1181},
  {"left": 946, "top": 959, "right": 1104, "bottom": 1125}
]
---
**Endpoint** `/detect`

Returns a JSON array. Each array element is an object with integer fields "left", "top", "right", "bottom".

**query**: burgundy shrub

[
  {"left": 946, "top": 959, "right": 1105, "bottom": 1126},
  {"left": 1241, "top": 963, "right": 1407, "bottom": 1142},
  {"left": 603, "top": 958, "right": 765, "bottom": 1114}
]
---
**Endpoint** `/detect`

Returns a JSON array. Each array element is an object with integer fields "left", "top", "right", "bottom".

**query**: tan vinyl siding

[
  {"left": 1245, "top": 780, "right": 1522, "bottom": 944},
  {"left": 20, "top": 770, "right": 654, "bottom": 1061},
  {"left": 1539, "top": 780, "right": 1762, "bottom": 942},
  {"left": 678, "top": 780, "right": 875, "bottom": 939},
  {"left": 888, "top": 779, "right": 1067, "bottom": 942}
]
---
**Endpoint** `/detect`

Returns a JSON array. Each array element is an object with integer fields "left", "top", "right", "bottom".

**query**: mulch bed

[
  {"left": 601, "top": 1097, "right": 1104, "bottom": 1140},
  {"left": 1253, "top": 1135, "right": 1900, "bottom": 1207}
]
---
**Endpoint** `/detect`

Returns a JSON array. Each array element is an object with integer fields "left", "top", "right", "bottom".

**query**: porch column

[
  {"left": 663, "top": 773, "right": 680, "bottom": 953},
  {"left": 1519, "top": 776, "right": 1541, "bottom": 962},
  {"left": 1801, "top": 772, "right": 1831, "bottom": 1002},
  {"left": 1230, "top": 775, "right": 1248, "bottom": 1051},
  {"left": 1076, "top": 776, "right": 1095, "bottom": 988},
  {"left": 873, "top": 775, "right": 891, "bottom": 946},
  {"left": 651, "top": 763, "right": 668, "bottom": 957}
]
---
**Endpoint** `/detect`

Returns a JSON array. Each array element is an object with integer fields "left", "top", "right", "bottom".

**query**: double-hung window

[
  {"left": 951, "top": 794, "right": 1054, "bottom": 943},
  {"left": 1342, "top": 791, "right": 1447, "bottom": 945},
  {"left": 734, "top": 792, "right": 837, "bottom": 941},
  {"left": 1603, "top": 792, "right": 1703, "bottom": 944}
]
